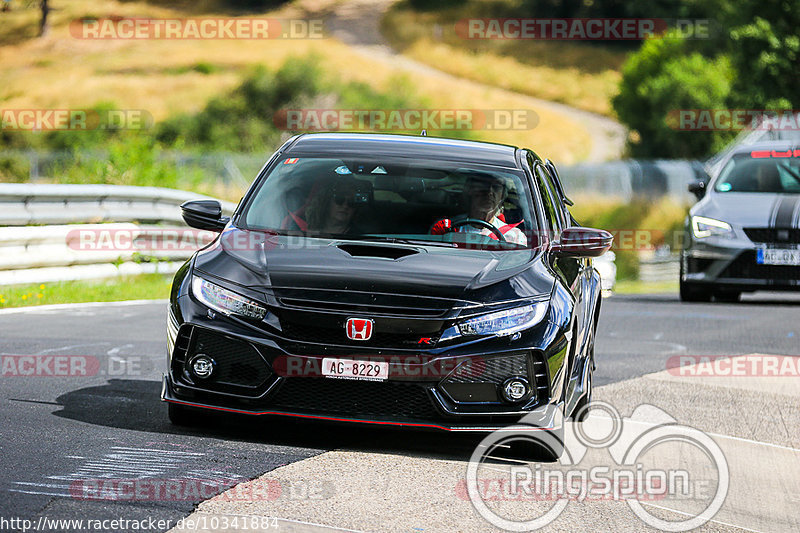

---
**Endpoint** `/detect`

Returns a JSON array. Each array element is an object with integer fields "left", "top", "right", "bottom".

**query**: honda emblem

[{"left": 345, "top": 318, "right": 374, "bottom": 341}]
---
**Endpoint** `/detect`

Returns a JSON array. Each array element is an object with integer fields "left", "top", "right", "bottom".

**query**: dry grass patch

[
  {"left": 1, "top": 0, "right": 592, "bottom": 162},
  {"left": 404, "top": 39, "right": 619, "bottom": 116},
  {"left": 382, "top": 3, "right": 625, "bottom": 117}
]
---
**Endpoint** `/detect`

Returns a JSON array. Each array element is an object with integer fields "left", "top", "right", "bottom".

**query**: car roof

[
  {"left": 729, "top": 139, "right": 799, "bottom": 154},
  {"left": 284, "top": 133, "right": 521, "bottom": 169}
]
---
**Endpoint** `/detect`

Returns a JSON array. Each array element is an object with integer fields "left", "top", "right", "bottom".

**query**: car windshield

[
  {"left": 714, "top": 152, "right": 800, "bottom": 193},
  {"left": 240, "top": 156, "right": 538, "bottom": 250}
]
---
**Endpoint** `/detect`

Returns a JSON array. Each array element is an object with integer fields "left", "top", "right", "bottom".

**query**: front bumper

[
  {"left": 161, "top": 376, "right": 562, "bottom": 432},
  {"left": 683, "top": 236, "right": 800, "bottom": 290},
  {"left": 162, "top": 289, "right": 567, "bottom": 432}
]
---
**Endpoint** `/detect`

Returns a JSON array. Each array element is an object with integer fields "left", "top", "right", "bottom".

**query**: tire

[
  {"left": 508, "top": 428, "right": 565, "bottom": 462},
  {"left": 572, "top": 360, "right": 593, "bottom": 423},
  {"left": 714, "top": 290, "right": 740, "bottom": 303},
  {"left": 168, "top": 402, "right": 199, "bottom": 426},
  {"left": 679, "top": 259, "right": 712, "bottom": 302},
  {"left": 571, "top": 333, "right": 594, "bottom": 423}
]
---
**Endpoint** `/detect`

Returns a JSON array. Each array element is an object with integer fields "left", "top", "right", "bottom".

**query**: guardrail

[
  {"left": 0, "top": 183, "right": 236, "bottom": 226},
  {"left": 559, "top": 159, "right": 707, "bottom": 201},
  {"left": 638, "top": 252, "right": 680, "bottom": 283},
  {"left": 0, "top": 184, "right": 235, "bottom": 286}
]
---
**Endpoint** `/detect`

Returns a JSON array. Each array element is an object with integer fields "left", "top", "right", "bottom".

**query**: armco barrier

[
  {"left": 0, "top": 184, "right": 236, "bottom": 286},
  {"left": 0, "top": 183, "right": 236, "bottom": 226},
  {"left": 638, "top": 252, "right": 680, "bottom": 283}
]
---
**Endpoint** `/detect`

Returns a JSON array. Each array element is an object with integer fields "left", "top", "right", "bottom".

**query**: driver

[{"left": 431, "top": 174, "right": 527, "bottom": 246}]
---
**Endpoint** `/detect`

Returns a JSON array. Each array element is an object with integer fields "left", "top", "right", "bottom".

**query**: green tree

[
  {"left": 727, "top": 16, "right": 799, "bottom": 109},
  {"left": 613, "top": 34, "right": 734, "bottom": 158}
]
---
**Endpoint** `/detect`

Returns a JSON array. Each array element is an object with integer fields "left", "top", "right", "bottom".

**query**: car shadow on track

[{"left": 53, "top": 379, "right": 485, "bottom": 462}]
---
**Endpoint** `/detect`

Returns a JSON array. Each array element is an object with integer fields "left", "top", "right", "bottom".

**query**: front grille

[
  {"left": 744, "top": 227, "right": 800, "bottom": 245},
  {"left": 273, "top": 288, "right": 453, "bottom": 318},
  {"left": 269, "top": 378, "right": 440, "bottom": 420},
  {"left": 279, "top": 298, "right": 448, "bottom": 318},
  {"left": 280, "top": 320, "right": 435, "bottom": 348},
  {"left": 176, "top": 328, "right": 272, "bottom": 395},
  {"left": 445, "top": 354, "right": 528, "bottom": 385},
  {"left": 719, "top": 251, "right": 800, "bottom": 283}
]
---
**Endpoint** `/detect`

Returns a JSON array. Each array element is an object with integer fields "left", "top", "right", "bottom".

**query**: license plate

[
  {"left": 321, "top": 358, "right": 388, "bottom": 381},
  {"left": 757, "top": 248, "right": 800, "bottom": 266}
]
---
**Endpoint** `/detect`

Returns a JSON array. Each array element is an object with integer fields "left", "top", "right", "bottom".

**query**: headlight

[
  {"left": 191, "top": 276, "right": 267, "bottom": 320},
  {"left": 692, "top": 216, "right": 733, "bottom": 239},
  {"left": 457, "top": 303, "right": 548, "bottom": 337}
]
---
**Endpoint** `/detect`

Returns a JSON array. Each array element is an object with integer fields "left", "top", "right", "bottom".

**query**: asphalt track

[{"left": 1, "top": 293, "right": 798, "bottom": 532}]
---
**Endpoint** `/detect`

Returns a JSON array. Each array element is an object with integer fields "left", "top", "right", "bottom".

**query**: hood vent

[{"left": 336, "top": 243, "right": 419, "bottom": 260}]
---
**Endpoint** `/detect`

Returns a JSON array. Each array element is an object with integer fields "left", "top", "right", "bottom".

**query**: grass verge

[
  {"left": 613, "top": 280, "right": 678, "bottom": 294},
  {"left": 570, "top": 194, "right": 688, "bottom": 281},
  {"left": 0, "top": 273, "right": 172, "bottom": 309}
]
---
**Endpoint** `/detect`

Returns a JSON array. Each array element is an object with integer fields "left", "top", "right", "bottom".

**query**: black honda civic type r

[{"left": 163, "top": 133, "right": 611, "bottom": 456}]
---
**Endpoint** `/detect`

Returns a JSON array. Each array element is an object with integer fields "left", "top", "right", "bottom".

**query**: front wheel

[
  {"left": 679, "top": 259, "right": 712, "bottom": 302},
  {"left": 714, "top": 290, "right": 741, "bottom": 303},
  {"left": 572, "top": 362, "right": 593, "bottom": 423},
  {"left": 507, "top": 427, "right": 565, "bottom": 462},
  {"left": 571, "top": 333, "right": 594, "bottom": 422}
]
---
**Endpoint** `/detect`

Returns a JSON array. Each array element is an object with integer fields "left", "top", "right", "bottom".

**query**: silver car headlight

[
  {"left": 692, "top": 216, "right": 733, "bottom": 239},
  {"left": 191, "top": 276, "right": 267, "bottom": 320}
]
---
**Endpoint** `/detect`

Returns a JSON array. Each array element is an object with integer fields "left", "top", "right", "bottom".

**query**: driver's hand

[{"left": 430, "top": 218, "right": 454, "bottom": 235}]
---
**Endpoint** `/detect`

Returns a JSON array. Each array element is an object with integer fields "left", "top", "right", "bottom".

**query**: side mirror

[
  {"left": 181, "top": 200, "right": 229, "bottom": 231},
  {"left": 554, "top": 227, "right": 613, "bottom": 258},
  {"left": 688, "top": 180, "right": 707, "bottom": 200}
]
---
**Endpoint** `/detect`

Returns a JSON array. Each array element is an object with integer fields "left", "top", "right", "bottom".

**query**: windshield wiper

[{"left": 349, "top": 235, "right": 458, "bottom": 248}]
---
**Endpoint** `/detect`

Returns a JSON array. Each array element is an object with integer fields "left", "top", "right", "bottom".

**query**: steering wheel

[{"left": 451, "top": 218, "right": 506, "bottom": 242}]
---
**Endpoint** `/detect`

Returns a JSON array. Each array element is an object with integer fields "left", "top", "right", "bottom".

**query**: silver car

[{"left": 681, "top": 140, "right": 800, "bottom": 302}]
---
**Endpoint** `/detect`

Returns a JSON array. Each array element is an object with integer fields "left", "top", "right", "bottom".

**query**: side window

[
  {"left": 541, "top": 167, "right": 570, "bottom": 229},
  {"left": 534, "top": 165, "right": 561, "bottom": 235}
]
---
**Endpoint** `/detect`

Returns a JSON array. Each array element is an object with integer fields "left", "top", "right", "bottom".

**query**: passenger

[
  {"left": 305, "top": 179, "right": 362, "bottom": 234},
  {"left": 431, "top": 174, "right": 527, "bottom": 246}
]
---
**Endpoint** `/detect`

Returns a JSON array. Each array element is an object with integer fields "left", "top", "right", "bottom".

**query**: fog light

[
  {"left": 501, "top": 377, "right": 530, "bottom": 402},
  {"left": 190, "top": 354, "right": 215, "bottom": 379}
]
